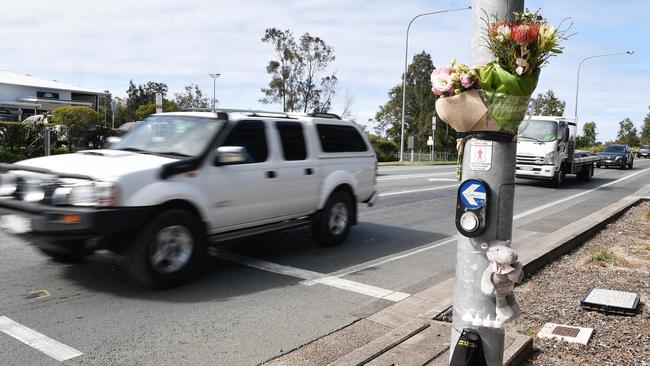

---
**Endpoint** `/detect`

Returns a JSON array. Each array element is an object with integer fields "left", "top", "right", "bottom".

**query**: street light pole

[
  {"left": 209, "top": 73, "right": 221, "bottom": 111},
  {"left": 574, "top": 51, "right": 633, "bottom": 120},
  {"left": 399, "top": 7, "right": 471, "bottom": 162}
]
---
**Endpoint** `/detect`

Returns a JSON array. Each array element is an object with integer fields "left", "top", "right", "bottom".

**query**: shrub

[
  {"left": 0, "top": 147, "right": 25, "bottom": 163},
  {"left": 51, "top": 106, "right": 101, "bottom": 152},
  {"left": 368, "top": 134, "right": 399, "bottom": 162},
  {"left": 0, "top": 121, "right": 46, "bottom": 158}
]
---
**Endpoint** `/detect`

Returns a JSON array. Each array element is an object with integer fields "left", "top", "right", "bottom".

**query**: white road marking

[
  {"left": 427, "top": 178, "right": 458, "bottom": 182},
  {"left": 513, "top": 167, "right": 650, "bottom": 220},
  {"left": 379, "top": 184, "right": 458, "bottom": 197},
  {"left": 0, "top": 316, "right": 83, "bottom": 362},
  {"left": 328, "top": 167, "right": 650, "bottom": 276},
  {"left": 211, "top": 249, "right": 410, "bottom": 302},
  {"left": 323, "top": 236, "right": 458, "bottom": 279},
  {"left": 377, "top": 172, "right": 455, "bottom": 181}
]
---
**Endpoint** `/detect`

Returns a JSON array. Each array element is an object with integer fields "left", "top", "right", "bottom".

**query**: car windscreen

[
  {"left": 113, "top": 116, "right": 223, "bottom": 157},
  {"left": 603, "top": 145, "right": 625, "bottom": 153},
  {"left": 517, "top": 120, "right": 558, "bottom": 141}
]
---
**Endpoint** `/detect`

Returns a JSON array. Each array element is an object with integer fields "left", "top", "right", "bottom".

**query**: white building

[{"left": 0, "top": 70, "right": 107, "bottom": 121}]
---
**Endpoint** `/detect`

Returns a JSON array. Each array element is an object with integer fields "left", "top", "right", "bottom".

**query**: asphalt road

[{"left": 1, "top": 159, "right": 650, "bottom": 365}]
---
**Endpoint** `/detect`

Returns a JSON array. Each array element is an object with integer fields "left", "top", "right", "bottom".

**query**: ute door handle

[
  {"left": 266, "top": 171, "right": 276, "bottom": 179},
  {"left": 305, "top": 168, "right": 313, "bottom": 175}
]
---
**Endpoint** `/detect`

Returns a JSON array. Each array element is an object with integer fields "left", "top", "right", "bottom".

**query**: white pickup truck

[
  {"left": 0, "top": 111, "right": 377, "bottom": 288},
  {"left": 515, "top": 116, "right": 602, "bottom": 187}
]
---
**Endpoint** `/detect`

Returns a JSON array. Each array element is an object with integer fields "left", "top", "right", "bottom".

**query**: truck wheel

[
  {"left": 552, "top": 171, "right": 565, "bottom": 187},
  {"left": 126, "top": 209, "right": 206, "bottom": 289},
  {"left": 36, "top": 241, "right": 88, "bottom": 263},
  {"left": 577, "top": 165, "right": 592, "bottom": 182},
  {"left": 313, "top": 191, "right": 353, "bottom": 246}
]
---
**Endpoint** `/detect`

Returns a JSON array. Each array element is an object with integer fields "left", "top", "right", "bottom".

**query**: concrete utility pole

[{"left": 450, "top": 1, "right": 523, "bottom": 365}]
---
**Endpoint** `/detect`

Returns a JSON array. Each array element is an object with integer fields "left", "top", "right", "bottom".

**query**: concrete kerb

[{"left": 264, "top": 184, "right": 650, "bottom": 366}]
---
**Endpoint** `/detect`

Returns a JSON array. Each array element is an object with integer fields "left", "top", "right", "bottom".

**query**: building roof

[{"left": 0, "top": 70, "right": 107, "bottom": 95}]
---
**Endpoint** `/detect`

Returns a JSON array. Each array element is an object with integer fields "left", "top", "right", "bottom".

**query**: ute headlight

[
  {"left": 614, "top": 156, "right": 622, "bottom": 161},
  {"left": 0, "top": 173, "right": 18, "bottom": 196},
  {"left": 459, "top": 212, "right": 479, "bottom": 233},
  {"left": 21, "top": 179, "right": 45, "bottom": 202},
  {"left": 58, "top": 181, "right": 119, "bottom": 207}
]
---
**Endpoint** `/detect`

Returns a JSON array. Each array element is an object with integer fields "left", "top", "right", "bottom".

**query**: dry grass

[{"left": 630, "top": 242, "right": 650, "bottom": 261}]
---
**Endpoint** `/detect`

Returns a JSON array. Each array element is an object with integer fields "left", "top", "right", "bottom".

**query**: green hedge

[{"left": 0, "top": 121, "right": 122, "bottom": 162}]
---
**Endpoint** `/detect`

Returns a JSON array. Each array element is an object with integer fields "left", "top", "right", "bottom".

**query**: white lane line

[
  {"left": 379, "top": 184, "right": 458, "bottom": 197},
  {"left": 322, "top": 236, "right": 458, "bottom": 279},
  {"left": 328, "top": 168, "right": 650, "bottom": 277},
  {"left": 513, "top": 167, "right": 650, "bottom": 220},
  {"left": 0, "top": 316, "right": 83, "bottom": 362},
  {"left": 377, "top": 172, "right": 455, "bottom": 181},
  {"left": 427, "top": 178, "right": 458, "bottom": 182},
  {"left": 211, "top": 249, "right": 410, "bottom": 302}
]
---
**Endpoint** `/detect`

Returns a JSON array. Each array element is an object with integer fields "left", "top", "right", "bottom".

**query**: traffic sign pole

[{"left": 450, "top": 1, "right": 523, "bottom": 365}]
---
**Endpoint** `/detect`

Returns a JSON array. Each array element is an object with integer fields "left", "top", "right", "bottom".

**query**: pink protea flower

[{"left": 512, "top": 23, "right": 539, "bottom": 45}]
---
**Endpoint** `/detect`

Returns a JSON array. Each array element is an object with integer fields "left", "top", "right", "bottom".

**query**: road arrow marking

[{"left": 462, "top": 183, "right": 486, "bottom": 206}]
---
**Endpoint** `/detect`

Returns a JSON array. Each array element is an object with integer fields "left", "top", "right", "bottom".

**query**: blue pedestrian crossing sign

[{"left": 459, "top": 179, "right": 488, "bottom": 209}]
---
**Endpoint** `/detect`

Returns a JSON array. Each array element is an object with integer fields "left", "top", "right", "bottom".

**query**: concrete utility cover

[
  {"left": 537, "top": 323, "right": 593, "bottom": 345},
  {"left": 581, "top": 288, "right": 640, "bottom": 315}
]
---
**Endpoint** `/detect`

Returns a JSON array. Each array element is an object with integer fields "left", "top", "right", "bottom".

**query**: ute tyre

[
  {"left": 126, "top": 209, "right": 206, "bottom": 289},
  {"left": 313, "top": 191, "right": 353, "bottom": 246}
]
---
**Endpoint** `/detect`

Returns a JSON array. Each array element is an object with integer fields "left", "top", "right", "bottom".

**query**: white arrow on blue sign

[{"left": 459, "top": 179, "right": 487, "bottom": 209}]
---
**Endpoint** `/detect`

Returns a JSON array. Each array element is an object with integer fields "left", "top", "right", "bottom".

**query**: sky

[{"left": 1, "top": 0, "right": 648, "bottom": 141}]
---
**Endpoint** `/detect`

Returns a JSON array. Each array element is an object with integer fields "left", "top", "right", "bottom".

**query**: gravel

[{"left": 506, "top": 201, "right": 650, "bottom": 365}]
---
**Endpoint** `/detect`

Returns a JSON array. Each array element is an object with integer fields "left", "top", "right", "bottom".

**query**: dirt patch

[{"left": 507, "top": 201, "right": 650, "bottom": 365}]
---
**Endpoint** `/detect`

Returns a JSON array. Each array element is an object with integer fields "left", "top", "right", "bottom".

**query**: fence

[{"left": 402, "top": 151, "right": 458, "bottom": 162}]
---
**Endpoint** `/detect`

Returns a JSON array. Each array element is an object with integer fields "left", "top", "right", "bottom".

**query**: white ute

[{"left": 0, "top": 111, "right": 377, "bottom": 288}]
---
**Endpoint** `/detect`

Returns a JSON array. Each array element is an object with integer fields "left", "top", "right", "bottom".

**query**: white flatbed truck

[{"left": 515, "top": 116, "right": 603, "bottom": 187}]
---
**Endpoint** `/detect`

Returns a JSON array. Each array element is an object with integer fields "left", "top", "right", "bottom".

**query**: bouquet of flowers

[
  {"left": 476, "top": 9, "right": 570, "bottom": 132},
  {"left": 433, "top": 9, "right": 570, "bottom": 133},
  {"left": 432, "top": 59, "right": 501, "bottom": 132}
]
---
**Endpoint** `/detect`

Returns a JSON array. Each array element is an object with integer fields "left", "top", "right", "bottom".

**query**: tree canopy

[
  {"left": 576, "top": 121, "right": 597, "bottom": 148},
  {"left": 260, "top": 28, "right": 337, "bottom": 113},
  {"left": 373, "top": 51, "right": 456, "bottom": 154},
  {"left": 616, "top": 118, "right": 640, "bottom": 147},
  {"left": 533, "top": 90, "right": 566, "bottom": 116},
  {"left": 174, "top": 84, "right": 210, "bottom": 110},
  {"left": 641, "top": 106, "right": 650, "bottom": 145}
]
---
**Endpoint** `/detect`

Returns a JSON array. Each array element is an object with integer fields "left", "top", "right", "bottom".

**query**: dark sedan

[
  {"left": 596, "top": 144, "right": 634, "bottom": 169},
  {"left": 637, "top": 145, "right": 650, "bottom": 158}
]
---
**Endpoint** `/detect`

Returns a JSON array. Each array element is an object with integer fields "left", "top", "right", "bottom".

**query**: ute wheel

[
  {"left": 313, "top": 190, "right": 354, "bottom": 246},
  {"left": 36, "top": 241, "right": 89, "bottom": 263},
  {"left": 126, "top": 209, "right": 206, "bottom": 289},
  {"left": 552, "top": 171, "right": 566, "bottom": 187}
]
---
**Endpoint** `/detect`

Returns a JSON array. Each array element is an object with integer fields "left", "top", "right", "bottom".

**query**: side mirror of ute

[{"left": 214, "top": 146, "right": 250, "bottom": 166}]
